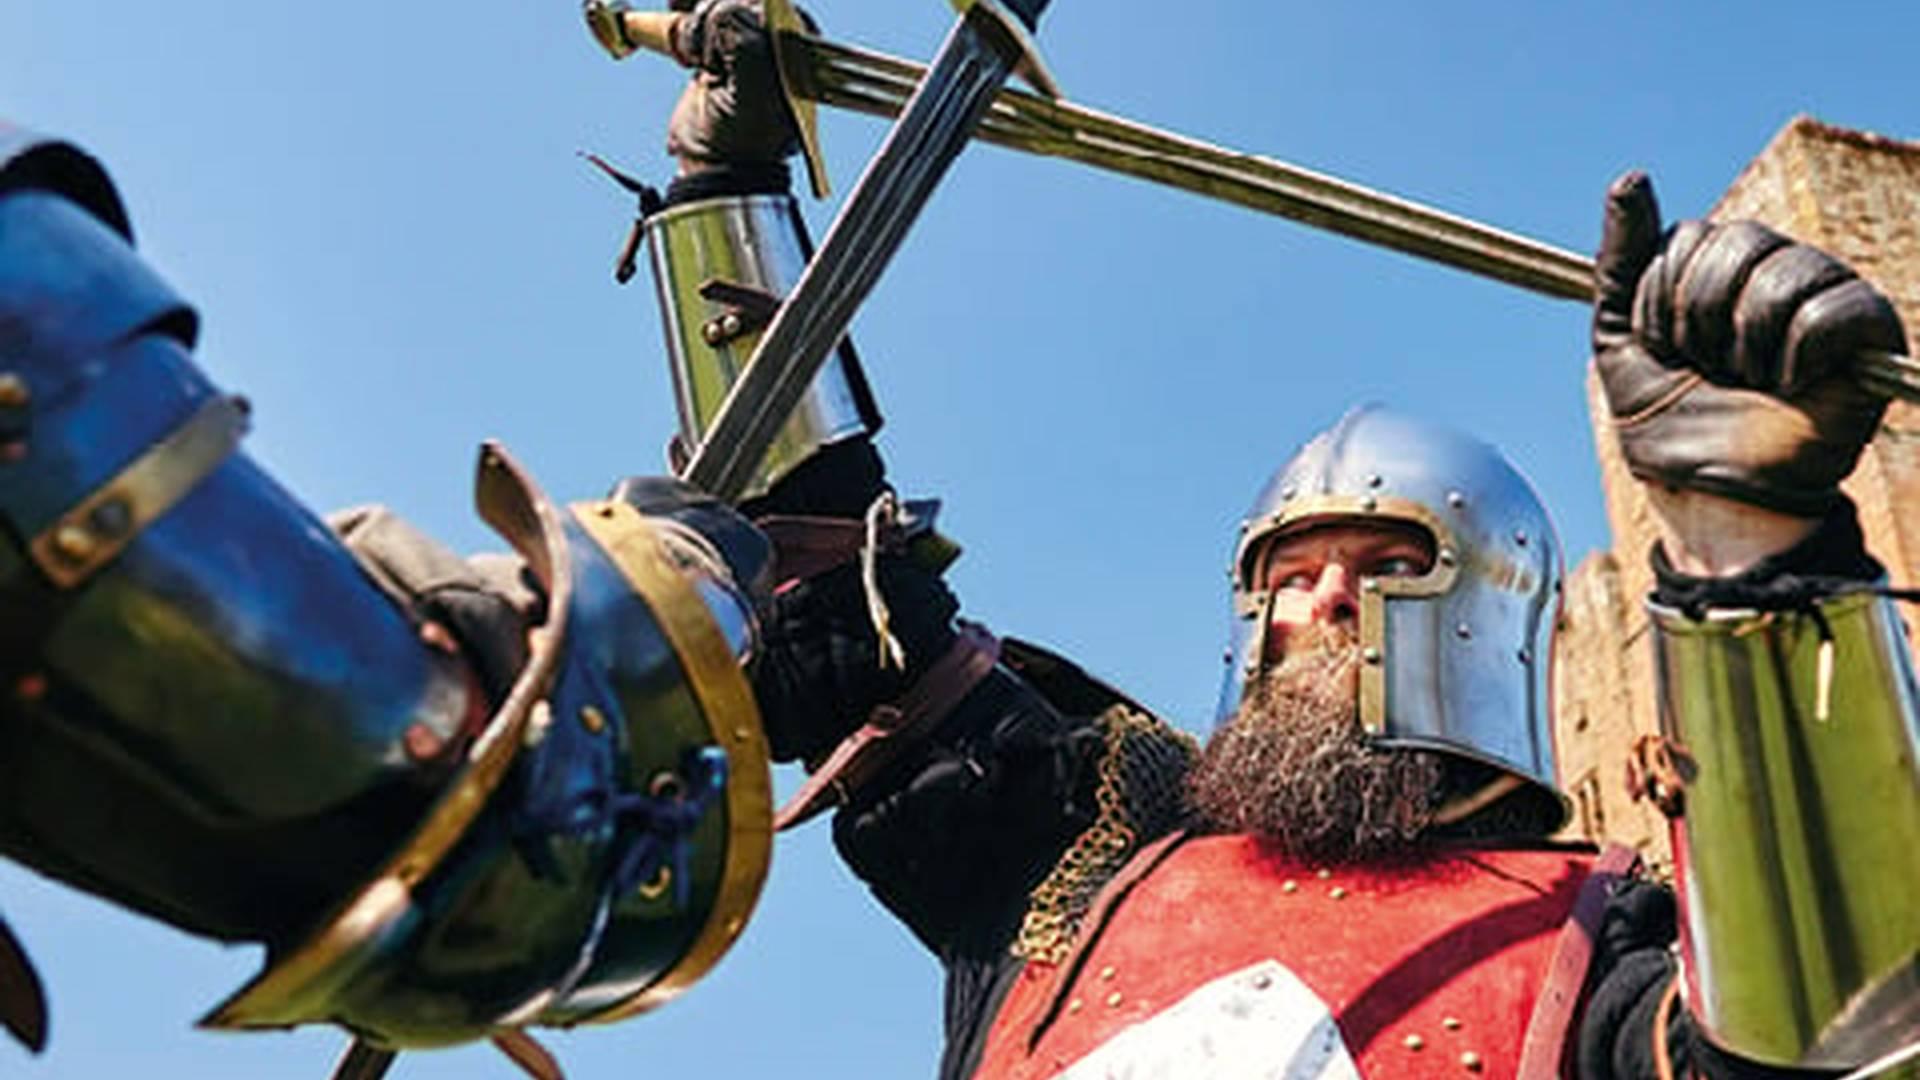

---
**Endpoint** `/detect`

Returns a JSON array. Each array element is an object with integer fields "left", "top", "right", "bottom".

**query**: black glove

[
  {"left": 666, "top": 0, "right": 810, "bottom": 174},
  {"left": 1592, "top": 171, "right": 1908, "bottom": 517}
]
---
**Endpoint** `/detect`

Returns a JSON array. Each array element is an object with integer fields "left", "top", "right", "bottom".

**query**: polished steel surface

[
  {"left": 678, "top": 0, "right": 1044, "bottom": 500},
  {"left": 1652, "top": 594, "right": 1920, "bottom": 1069},
  {"left": 766, "top": 29, "right": 1920, "bottom": 401},
  {"left": 643, "top": 194, "right": 874, "bottom": 501},
  {"left": 1221, "top": 408, "right": 1565, "bottom": 806}
]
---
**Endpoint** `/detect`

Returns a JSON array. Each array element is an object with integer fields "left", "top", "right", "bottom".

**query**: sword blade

[
  {"left": 779, "top": 31, "right": 1920, "bottom": 402},
  {"left": 681, "top": 6, "right": 1036, "bottom": 499}
]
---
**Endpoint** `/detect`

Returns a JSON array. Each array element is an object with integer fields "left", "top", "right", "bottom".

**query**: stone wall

[{"left": 1552, "top": 117, "right": 1920, "bottom": 867}]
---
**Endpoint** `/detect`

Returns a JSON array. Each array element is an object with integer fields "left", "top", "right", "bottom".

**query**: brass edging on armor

[
  {"left": 569, "top": 499, "right": 772, "bottom": 1023},
  {"left": 200, "top": 444, "right": 573, "bottom": 1032},
  {"left": 29, "top": 394, "right": 248, "bottom": 589}
]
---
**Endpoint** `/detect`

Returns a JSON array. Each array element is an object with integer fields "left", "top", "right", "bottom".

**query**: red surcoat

[{"left": 973, "top": 835, "right": 1594, "bottom": 1080}]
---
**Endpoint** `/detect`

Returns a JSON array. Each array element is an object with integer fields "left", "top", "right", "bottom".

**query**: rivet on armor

[
  {"left": 1514, "top": 529, "right": 1528, "bottom": 547},
  {"left": 1329, "top": 886, "right": 1348, "bottom": 900},
  {"left": 402, "top": 722, "right": 444, "bottom": 761},
  {"left": 419, "top": 620, "right": 459, "bottom": 654},
  {"left": 1222, "top": 648, "right": 1233, "bottom": 664},
  {"left": 524, "top": 700, "right": 553, "bottom": 748},
  {"left": 1098, "top": 965, "right": 1116, "bottom": 981},
  {"left": 1315, "top": 868, "right": 1331, "bottom": 880},
  {"left": 1438, "top": 547, "right": 1458, "bottom": 567},
  {"left": 734, "top": 726, "right": 752, "bottom": 742},
  {"left": 1442, "top": 1016, "right": 1463, "bottom": 1031},
  {"left": 702, "top": 319, "right": 725, "bottom": 345},
  {"left": 1238, "top": 520, "right": 1250, "bottom": 534},
  {"left": 1447, "top": 490, "right": 1466, "bottom": 509},
  {"left": 598, "top": 503, "right": 618, "bottom": 518},
  {"left": 1404, "top": 1034, "right": 1425, "bottom": 1051},
  {"left": 13, "top": 672, "right": 48, "bottom": 703},
  {"left": 1105, "top": 991, "right": 1123, "bottom": 1008},
  {"left": 1281, "top": 880, "right": 1299, "bottom": 893},
  {"left": 1460, "top": 1051, "right": 1483, "bottom": 1072},
  {"left": 1251, "top": 972, "right": 1273, "bottom": 990},
  {"left": 1359, "top": 495, "right": 1378, "bottom": 512},
  {"left": 1362, "top": 646, "right": 1382, "bottom": 664},
  {"left": 1280, "top": 487, "right": 1296, "bottom": 502},
  {"left": 50, "top": 523, "right": 96, "bottom": 563},
  {"left": 1367, "top": 473, "right": 1384, "bottom": 488},
  {"left": 1455, "top": 623, "right": 1472, "bottom": 640},
  {"left": 1517, "top": 647, "right": 1533, "bottom": 665},
  {"left": 87, "top": 497, "right": 133, "bottom": 540},
  {"left": 580, "top": 705, "right": 607, "bottom": 734},
  {"left": 0, "top": 373, "right": 28, "bottom": 408}
]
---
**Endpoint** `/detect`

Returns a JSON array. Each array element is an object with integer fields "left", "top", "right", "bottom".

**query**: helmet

[{"left": 1218, "top": 407, "right": 1567, "bottom": 826}]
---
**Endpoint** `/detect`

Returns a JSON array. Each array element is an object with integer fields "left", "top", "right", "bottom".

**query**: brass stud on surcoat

[
  {"left": 1098, "top": 966, "right": 1116, "bottom": 981},
  {"left": 0, "top": 373, "right": 28, "bottom": 408},
  {"left": 1404, "top": 1034, "right": 1425, "bottom": 1051},
  {"left": 50, "top": 523, "right": 96, "bottom": 563},
  {"left": 580, "top": 705, "right": 607, "bottom": 734},
  {"left": 1281, "top": 880, "right": 1299, "bottom": 893},
  {"left": 1442, "top": 1017, "right": 1462, "bottom": 1031},
  {"left": 1329, "top": 886, "right": 1348, "bottom": 900},
  {"left": 1105, "top": 991, "right": 1123, "bottom": 1008},
  {"left": 1460, "top": 1051, "right": 1483, "bottom": 1072}
]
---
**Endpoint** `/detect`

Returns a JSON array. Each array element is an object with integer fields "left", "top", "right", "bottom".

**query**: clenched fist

[{"left": 1592, "top": 171, "right": 1907, "bottom": 519}]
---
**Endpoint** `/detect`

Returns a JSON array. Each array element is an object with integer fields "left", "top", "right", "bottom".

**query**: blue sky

[{"left": 3, "top": 2, "right": 1916, "bottom": 1076}]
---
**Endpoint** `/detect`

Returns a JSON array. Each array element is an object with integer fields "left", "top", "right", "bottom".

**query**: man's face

[
  {"left": 1254, "top": 519, "right": 1435, "bottom": 664},
  {"left": 1187, "top": 518, "right": 1443, "bottom": 863}
]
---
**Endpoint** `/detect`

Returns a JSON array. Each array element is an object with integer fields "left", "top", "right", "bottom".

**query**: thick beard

[{"left": 1187, "top": 623, "right": 1444, "bottom": 865}]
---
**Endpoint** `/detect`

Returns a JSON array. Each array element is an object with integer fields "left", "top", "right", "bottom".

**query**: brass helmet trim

[{"left": 570, "top": 498, "right": 772, "bottom": 1022}]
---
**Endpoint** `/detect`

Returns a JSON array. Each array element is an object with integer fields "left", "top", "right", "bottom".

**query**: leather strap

[
  {"left": 1516, "top": 842, "right": 1644, "bottom": 1079},
  {"left": 755, "top": 514, "right": 873, "bottom": 585},
  {"left": 774, "top": 620, "right": 1001, "bottom": 830}
]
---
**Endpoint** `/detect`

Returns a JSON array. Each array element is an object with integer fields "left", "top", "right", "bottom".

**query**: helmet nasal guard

[{"left": 1220, "top": 407, "right": 1567, "bottom": 825}]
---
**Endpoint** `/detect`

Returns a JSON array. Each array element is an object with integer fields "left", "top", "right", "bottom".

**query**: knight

[
  {"left": 0, "top": 121, "right": 782, "bottom": 1073},
  {"left": 597, "top": 1, "right": 1920, "bottom": 1076}
]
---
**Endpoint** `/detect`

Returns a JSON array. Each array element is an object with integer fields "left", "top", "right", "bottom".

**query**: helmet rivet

[
  {"left": 1447, "top": 490, "right": 1466, "bottom": 509},
  {"left": 1280, "top": 487, "right": 1297, "bottom": 501},
  {"left": 1455, "top": 623, "right": 1472, "bottom": 640},
  {"left": 1359, "top": 495, "right": 1377, "bottom": 512},
  {"left": 1438, "top": 547, "right": 1457, "bottom": 567},
  {"left": 1514, "top": 529, "right": 1529, "bottom": 547},
  {"left": 1362, "top": 646, "right": 1382, "bottom": 664},
  {"left": 1517, "top": 647, "right": 1533, "bottom": 664},
  {"left": 1222, "top": 648, "right": 1233, "bottom": 663},
  {"left": 1251, "top": 971, "right": 1273, "bottom": 990},
  {"left": 1238, "top": 520, "right": 1250, "bottom": 534},
  {"left": 0, "top": 373, "right": 29, "bottom": 409},
  {"left": 1366, "top": 473, "right": 1383, "bottom": 488},
  {"left": 51, "top": 523, "right": 96, "bottom": 563}
]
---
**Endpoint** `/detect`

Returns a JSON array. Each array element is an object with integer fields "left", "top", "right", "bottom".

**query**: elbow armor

[
  {"left": 644, "top": 192, "right": 881, "bottom": 500},
  {"left": 1650, "top": 591, "right": 1920, "bottom": 1070},
  {"left": 0, "top": 129, "right": 773, "bottom": 1049}
]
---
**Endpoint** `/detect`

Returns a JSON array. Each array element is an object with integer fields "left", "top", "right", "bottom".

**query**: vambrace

[
  {"left": 1646, "top": 588, "right": 1920, "bottom": 1072},
  {"left": 643, "top": 190, "right": 880, "bottom": 501}
]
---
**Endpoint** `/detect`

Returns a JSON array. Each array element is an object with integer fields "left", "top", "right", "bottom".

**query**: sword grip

[{"left": 584, "top": 1, "right": 685, "bottom": 64}]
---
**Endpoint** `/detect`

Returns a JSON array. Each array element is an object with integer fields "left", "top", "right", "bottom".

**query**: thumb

[{"left": 1594, "top": 171, "right": 1662, "bottom": 342}]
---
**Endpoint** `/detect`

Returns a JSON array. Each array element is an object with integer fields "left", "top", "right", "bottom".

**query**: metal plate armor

[
  {"left": 1651, "top": 592, "right": 1920, "bottom": 1070},
  {"left": 1219, "top": 407, "right": 1565, "bottom": 820},
  {"left": 1, "top": 129, "right": 773, "bottom": 1051}
]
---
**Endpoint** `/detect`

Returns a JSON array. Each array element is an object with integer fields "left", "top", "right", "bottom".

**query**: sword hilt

[{"left": 582, "top": 0, "right": 832, "bottom": 198}]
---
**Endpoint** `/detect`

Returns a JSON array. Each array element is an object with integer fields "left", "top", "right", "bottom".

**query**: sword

[
  {"left": 611, "top": 15, "right": 1920, "bottom": 402},
  {"left": 596, "top": 0, "right": 1057, "bottom": 500}
]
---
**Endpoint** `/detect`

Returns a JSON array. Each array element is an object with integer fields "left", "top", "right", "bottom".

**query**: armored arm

[{"left": 1580, "top": 176, "right": 1920, "bottom": 1076}]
